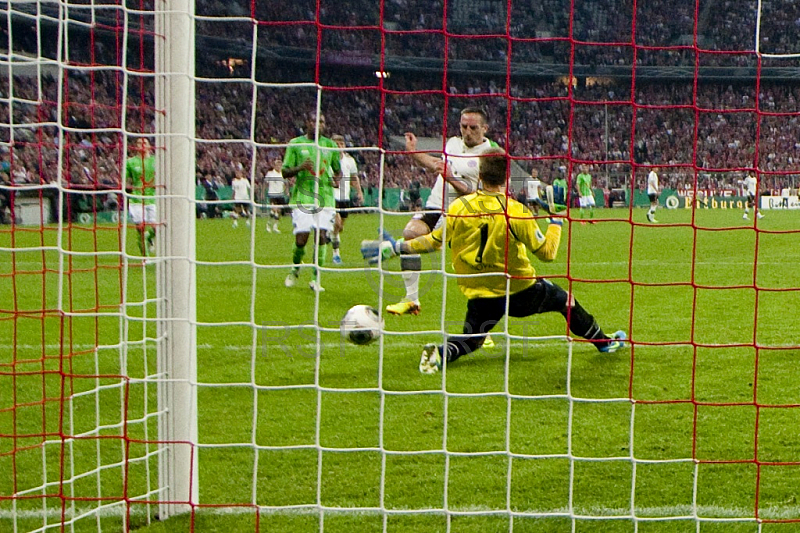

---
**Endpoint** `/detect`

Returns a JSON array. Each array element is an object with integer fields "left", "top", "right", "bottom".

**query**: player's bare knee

[
  {"left": 402, "top": 225, "right": 422, "bottom": 240},
  {"left": 403, "top": 221, "right": 429, "bottom": 240}
]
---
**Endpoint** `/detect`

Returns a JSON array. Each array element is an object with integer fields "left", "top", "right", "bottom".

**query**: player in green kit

[
  {"left": 126, "top": 138, "right": 156, "bottom": 258},
  {"left": 282, "top": 112, "right": 341, "bottom": 292},
  {"left": 575, "top": 164, "right": 595, "bottom": 223}
]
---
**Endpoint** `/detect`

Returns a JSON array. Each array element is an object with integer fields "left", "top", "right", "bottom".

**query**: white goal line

[
  {"left": 3, "top": 503, "right": 798, "bottom": 521},
  {"left": 6, "top": 340, "right": 799, "bottom": 353}
]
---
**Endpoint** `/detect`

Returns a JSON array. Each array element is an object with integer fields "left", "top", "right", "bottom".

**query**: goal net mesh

[{"left": 2, "top": 0, "right": 800, "bottom": 532}]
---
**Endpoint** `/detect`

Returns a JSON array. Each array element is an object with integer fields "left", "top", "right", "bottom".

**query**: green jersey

[
  {"left": 576, "top": 172, "right": 592, "bottom": 196},
  {"left": 126, "top": 154, "right": 156, "bottom": 205},
  {"left": 282, "top": 135, "right": 341, "bottom": 208}
]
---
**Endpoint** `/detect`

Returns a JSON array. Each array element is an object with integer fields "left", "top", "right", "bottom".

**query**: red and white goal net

[{"left": 2, "top": 1, "right": 800, "bottom": 532}]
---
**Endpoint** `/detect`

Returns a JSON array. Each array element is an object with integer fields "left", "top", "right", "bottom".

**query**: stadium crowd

[
  {"left": 7, "top": 0, "right": 799, "bottom": 70},
  {"left": 1, "top": 0, "right": 800, "bottom": 217},
  {"left": 193, "top": 0, "right": 799, "bottom": 67},
  {"left": 1, "top": 69, "right": 799, "bottom": 210}
]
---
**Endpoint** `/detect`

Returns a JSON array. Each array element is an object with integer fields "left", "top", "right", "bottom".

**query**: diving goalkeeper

[{"left": 362, "top": 147, "right": 626, "bottom": 374}]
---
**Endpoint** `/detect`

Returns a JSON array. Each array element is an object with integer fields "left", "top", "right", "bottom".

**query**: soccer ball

[{"left": 341, "top": 305, "right": 383, "bottom": 346}]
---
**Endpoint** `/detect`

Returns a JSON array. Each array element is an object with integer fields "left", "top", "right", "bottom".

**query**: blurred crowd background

[{"left": 1, "top": 0, "right": 799, "bottom": 216}]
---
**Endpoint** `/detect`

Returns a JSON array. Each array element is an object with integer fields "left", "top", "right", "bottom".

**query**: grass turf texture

[{"left": 1, "top": 208, "right": 800, "bottom": 533}]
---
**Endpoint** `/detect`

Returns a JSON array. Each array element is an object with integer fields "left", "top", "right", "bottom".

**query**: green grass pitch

[{"left": 2, "top": 207, "right": 800, "bottom": 533}]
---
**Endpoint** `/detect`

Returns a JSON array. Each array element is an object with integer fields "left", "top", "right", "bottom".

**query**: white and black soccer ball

[{"left": 341, "top": 305, "right": 383, "bottom": 346}]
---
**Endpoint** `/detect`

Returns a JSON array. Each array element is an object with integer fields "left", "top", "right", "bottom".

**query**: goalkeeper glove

[
  {"left": 361, "top": 231, "right": 404, "bottom": 265},
  {"left": 548, "top": 217, "right": 564, "bottom": 226}
]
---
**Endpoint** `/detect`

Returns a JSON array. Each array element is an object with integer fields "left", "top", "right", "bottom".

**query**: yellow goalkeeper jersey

[{"left": 406, "top": 190, "right": 562, "bottom": 299}]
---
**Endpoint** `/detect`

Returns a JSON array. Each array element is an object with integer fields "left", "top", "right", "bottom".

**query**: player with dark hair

[
  {"left": 387, "top": 107, "right": 499, "bottom": 316},
  {"left": 282, "top": 112, "right": 341, "bottom": 292},
  {"left": 363, "top": 147, "right": 626, "bottom": 373}
]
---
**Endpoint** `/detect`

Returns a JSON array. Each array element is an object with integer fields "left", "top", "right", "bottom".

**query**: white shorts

[
  {"left": 291, "top": 206, "right": 336, "bottom": 235},
  {"left": 129, "top": 203, "right": 156, "bottom": 225},
  {"left": 579, "top": 195, "right": 596, "bottom": 208}
]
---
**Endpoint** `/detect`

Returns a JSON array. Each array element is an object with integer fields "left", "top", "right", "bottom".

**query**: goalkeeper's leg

[
  {"left": 421, "top": 298, "right": 504, "bottom": 373},
  {"left": 508, "top": 279, "right": 626, "bottom": 353},
  {"left": 446, "top": 298, "right": 504, "bottom": 361}
]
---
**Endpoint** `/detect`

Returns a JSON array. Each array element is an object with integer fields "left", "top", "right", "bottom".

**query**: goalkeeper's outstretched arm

[
  {"left": 361, "top": 227, "right": 443, "bottom": 264},
  {"left": 400, "top": 229, "right": 443, "bottom": 255}
]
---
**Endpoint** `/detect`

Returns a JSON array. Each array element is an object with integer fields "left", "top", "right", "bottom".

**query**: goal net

[{"left": 2, "top": 0, "right": 800, "bottom": 532}]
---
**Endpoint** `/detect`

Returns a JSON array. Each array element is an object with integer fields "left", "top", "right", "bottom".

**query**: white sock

[{"left": 402, "top": 271, "right": 420, "bottom": 302}]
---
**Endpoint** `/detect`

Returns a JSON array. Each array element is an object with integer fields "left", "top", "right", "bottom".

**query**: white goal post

[{"left": 154, "top": 0, "right": 199, "bottom": 519}]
